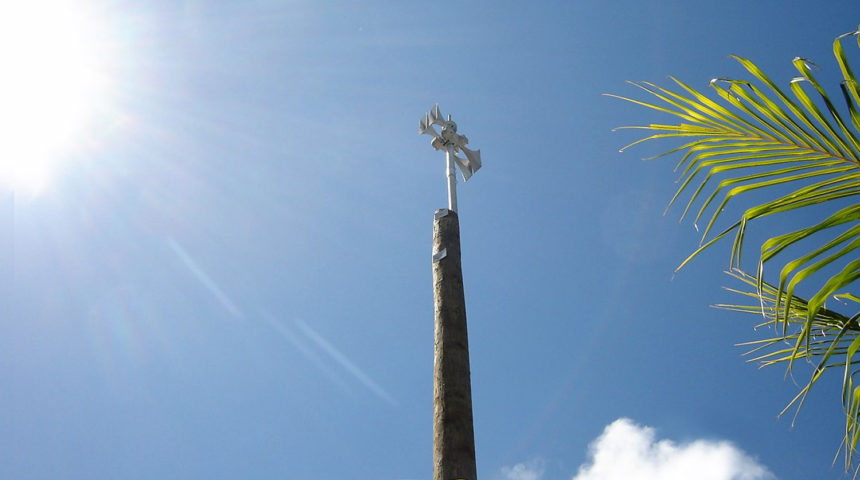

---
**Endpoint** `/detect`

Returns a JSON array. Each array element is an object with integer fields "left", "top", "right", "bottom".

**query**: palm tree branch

[{"left": 610, "top": 27, "right": 860, "bottom": 470}]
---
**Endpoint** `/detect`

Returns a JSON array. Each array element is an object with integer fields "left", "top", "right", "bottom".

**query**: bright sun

[{"left": 0, "top": 1, "right": 114, "bottom": 195}]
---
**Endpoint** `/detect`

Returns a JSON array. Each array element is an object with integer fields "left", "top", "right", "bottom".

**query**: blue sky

[{"left": 2, "top": 1, "right": 860, "bottom": 479}]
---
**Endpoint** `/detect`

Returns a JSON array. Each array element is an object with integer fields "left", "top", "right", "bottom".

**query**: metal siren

[
  {"left": 451, "top": 146, "right": 481, "bottom": 182},
  {"left": 419, "top": 114, "right": 439, "bottom": 138},
  {"left": 461, "top": 146, "right": 482, "bottom": 173},
  {"left": 429, "top": 104, "right": 445, "bottom": 127}
]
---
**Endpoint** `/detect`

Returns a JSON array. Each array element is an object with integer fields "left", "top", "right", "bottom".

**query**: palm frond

[
  {"left": 718, "top": 269, "right": 860, "bottom": 473},
  {"left": 610, "top": 27, "right": 860, "bottom": 469}
]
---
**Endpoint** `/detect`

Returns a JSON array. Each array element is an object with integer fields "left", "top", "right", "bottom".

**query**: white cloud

[
  {"left": 501, "top": 459, "right": 545, "bottom": 480},
  {"left": 572, "top": 418, "right": 775, "bottom": 480}
]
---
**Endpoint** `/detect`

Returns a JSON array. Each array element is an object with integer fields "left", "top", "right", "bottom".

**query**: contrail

[
  {"left": 167, "top": 237, "right": 242, "bottom": 318},
  {"left": 261, "top": 312, "right": 354, "bottom": 396},
  {"left": 166, "top": 238, "right": 396, "bottom": 406},
  {"left": 294, "top": 319, "right": 398, "bottom": 407}
]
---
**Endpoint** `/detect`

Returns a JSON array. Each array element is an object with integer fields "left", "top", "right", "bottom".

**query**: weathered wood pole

[{"left": 431, "top": 207, "right": 477, "bottom": 480}]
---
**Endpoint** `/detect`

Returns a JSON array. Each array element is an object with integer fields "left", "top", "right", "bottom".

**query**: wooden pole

[{"left": 431, "top": 208, "right": 477, "bottom": 480}]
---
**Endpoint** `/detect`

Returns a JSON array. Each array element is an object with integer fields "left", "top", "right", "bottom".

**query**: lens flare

[{"left": 0, "top": 0, "right": 115, "bottom": 194}]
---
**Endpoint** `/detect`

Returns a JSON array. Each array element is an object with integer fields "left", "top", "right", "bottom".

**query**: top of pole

[{"left": 419, "top": 104, "right": 482, "bottom": 212}]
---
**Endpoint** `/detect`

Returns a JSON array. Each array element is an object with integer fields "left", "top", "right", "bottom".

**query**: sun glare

[{"left": 0, "top": 1, "right": 114, "bottom": 195}]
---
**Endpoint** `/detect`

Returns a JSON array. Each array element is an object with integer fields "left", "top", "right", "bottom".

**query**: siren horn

[
  {"left": 429, "top": 104, "right": 445, "bottom": 127},
  {"left": 419, "top": 114, "right": 439, "bottom": 137},
  {"left": 460, "top": 146, "right": 482, "bottom": 175},
  {"left": 451, "top": 149, "right": 480, "bottom": 182}
]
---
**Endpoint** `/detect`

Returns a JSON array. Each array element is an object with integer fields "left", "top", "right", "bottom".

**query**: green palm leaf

[
  {"left": 610, "top": 27, "right": 860, "bottom": 470},
  {"left": 718, "top": 269, "right": 860, "bottom": 473}
]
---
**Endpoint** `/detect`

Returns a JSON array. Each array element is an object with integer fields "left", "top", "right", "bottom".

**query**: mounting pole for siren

[
  {"left": 419, "top": 105, "right": 482, "bottom": 213},
  {"left": 445, "top": 144, "right": 458, "bottom": 212},
  {"left": 420, "top": 105, "right": 484, "bottom": 480}
]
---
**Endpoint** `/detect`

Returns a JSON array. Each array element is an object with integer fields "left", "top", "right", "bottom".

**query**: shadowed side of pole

[{"left": 431, "top": 208, "right": 477, "bottom": 480}]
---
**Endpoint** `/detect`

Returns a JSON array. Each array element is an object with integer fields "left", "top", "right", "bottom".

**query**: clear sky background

[{"left": 2, "top": 1, "right": 860, "bottom": 479}]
